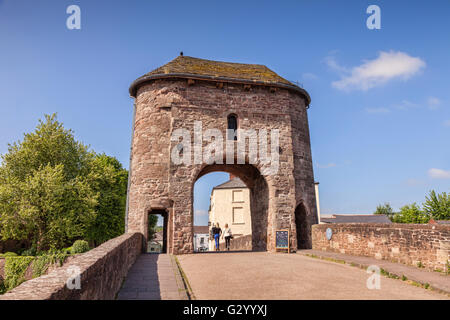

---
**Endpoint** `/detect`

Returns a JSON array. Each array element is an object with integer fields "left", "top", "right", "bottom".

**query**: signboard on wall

[
  {"left": 326, "top": 228, "right": 333, "bottom": 240},
  {"left": 275, "top": 229, "right": 290, "bottom": 253}
]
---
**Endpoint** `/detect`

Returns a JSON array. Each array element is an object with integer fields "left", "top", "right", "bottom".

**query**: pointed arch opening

[{"left": 295, "top": 203, "right": 310, "bottom": 250}]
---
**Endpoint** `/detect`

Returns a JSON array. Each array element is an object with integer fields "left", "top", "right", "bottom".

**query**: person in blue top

[{"left": 211, "top": 223, "right": 222, "bottom": 251}]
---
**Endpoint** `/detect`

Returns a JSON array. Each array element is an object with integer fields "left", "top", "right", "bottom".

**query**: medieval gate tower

[{"left": 126, "top": 55, "right": 318, "bottom": 254}]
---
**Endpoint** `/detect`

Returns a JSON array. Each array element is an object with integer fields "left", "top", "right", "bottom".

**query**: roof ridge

[
  {"left": 178, "top": 55, "right": 267, "bottom": 67},
  {"left": 213, "top": 177, "right": 247, "bottom": 189}
]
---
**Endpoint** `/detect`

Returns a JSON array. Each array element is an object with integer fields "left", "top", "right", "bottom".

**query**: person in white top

[{"left": 222, "top": 223, "right": 233, "bottom": 251}]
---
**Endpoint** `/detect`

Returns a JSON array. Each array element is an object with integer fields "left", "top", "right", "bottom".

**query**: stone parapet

[
  {"left": 312, "top": 223, "right": 450, "bottom": 272},
  {"left": 0, "top": 233, "right": 143, "bottom": 300},
  {"left": 219, "top": 234, "right": 253, "bottom": 251}
]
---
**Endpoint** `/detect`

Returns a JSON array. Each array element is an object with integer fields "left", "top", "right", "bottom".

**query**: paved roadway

[{"left": 177, "top": 252, "right": 449, "bottom": 300}]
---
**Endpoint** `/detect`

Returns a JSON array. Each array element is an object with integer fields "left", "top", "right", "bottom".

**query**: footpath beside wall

[
  {"left": 0, "top": 232, "right": 143, "bottom": 300},
  {"left": 219, "top": 234, "right": 252, "bottom": 251},
  {"left": 312, "top": 224, "right": 450, "bottom": 272}
]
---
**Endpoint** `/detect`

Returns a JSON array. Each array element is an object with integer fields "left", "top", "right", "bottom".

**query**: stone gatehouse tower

[{"left": 126, "top": 55, "right": 317, "bottom": 254}]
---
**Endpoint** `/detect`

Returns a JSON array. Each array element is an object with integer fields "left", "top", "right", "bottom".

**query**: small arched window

[{"left": 227, "top": 114, "right": 238, "bottom": 141}]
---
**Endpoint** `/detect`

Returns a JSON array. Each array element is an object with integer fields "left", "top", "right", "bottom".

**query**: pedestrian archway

[
  {"left": 295, "top": 203, "right": 310, "bottom": 249},
  {"left": 147, "top": 209, "right": 168, "bottom": 253},
  {"left": 193, "top": 164, "right": 269, "bottom": 252}
]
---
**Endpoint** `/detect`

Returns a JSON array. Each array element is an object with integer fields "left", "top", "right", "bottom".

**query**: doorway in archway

[
  {"left": 147, "top": 209, "right": 168, "bottom": 253},
  {"left": 294, "top": 203, "right": 309, "bottom": 249}
]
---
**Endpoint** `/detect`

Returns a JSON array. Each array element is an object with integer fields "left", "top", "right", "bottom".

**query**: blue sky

[{"left": 0, "top": 1, "right": 448, "bottom": 226}]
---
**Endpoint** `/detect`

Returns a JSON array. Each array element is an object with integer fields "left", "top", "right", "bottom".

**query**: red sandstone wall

[
  {"left": 128, "top": 79, "right": 317, "bottom": 254},
  {"left": 312, "top": 224, "right": 450, "bottom": 271},
  {"left": 0, "top": 233, "right": 143, "bottom": 300},
  {"left": 219, "top": 234, "right": 253, "bottom": 251}
]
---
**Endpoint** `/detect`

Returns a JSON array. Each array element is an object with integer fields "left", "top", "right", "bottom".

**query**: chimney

[{"left": 314, "top": 182, "right": 321, "bottom": 224}]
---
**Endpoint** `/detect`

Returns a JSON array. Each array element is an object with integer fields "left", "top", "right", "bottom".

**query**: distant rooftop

[
  {"left": 321, "top": 214, "right": 392, "bottom": 224},
  {"left": 152, "top": 230, "right": 163, "bottom": 242},
  {"left": 129, "top": 55, "right": 310, "bottom": 104},
  {"left": 213, "top": 177, "right": 247, "bottom": 190},
  {"left": 194, "top": 226, "right": 209, "bottom": 234},
  {"left": 429, "top": 219, "right": 450, "bottom": 225}
]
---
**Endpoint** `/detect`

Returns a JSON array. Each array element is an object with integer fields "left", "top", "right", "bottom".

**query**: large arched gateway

[{"left": 126, "top": 55, "right": 318, "bottom": 254}]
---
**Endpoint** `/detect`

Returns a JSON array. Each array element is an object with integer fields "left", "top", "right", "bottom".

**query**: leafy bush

[
  {"left": 392, "top": 203, "right": 429, "bottom": 224},
  {"left": 0, "top": 279, "right": 6, "bottom": 295},
  {"left": 0, "top": 114, "right": 128, "bottom": 251},
  {"left": 374, "top": 202, "right": 395, "bottom": 219},
  {"left": 31, "top": 252, "right": 68, "bottom": 278},
  {"left": 63, "top": 246, "right": 73, "bottom": 254},
  {"left": 423, "top": 190, "right": 449, "bottom": 220},
  {"left": 0, "top": 251, "right": 69, "bottom": 294},
  {"left": 1, "top": 252, "right": 18, "bottom": 257},
  {"left": 21, "top": 247, "right": 37, "bottom": 257},
  {"left": 71, "top": 240, "right": 90, "bottom": 254},
  {"left": 3, "top": 256, "right": 34, "bottom": 291}
]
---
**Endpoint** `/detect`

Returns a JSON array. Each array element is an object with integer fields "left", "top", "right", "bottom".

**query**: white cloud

[
  {"left": 394, "top": 100, "right": 418, "bottom": 110},
  {"left": 331, "top": 51, "right": 426, "bottom": 91},
  {"left": 427, "top": 97, "right": 441, "bottom": 110},
  {"left": 195, "top": 210, "right": 208, "bottom": 216},
  {"left": 428, "top": 168, "right": 450, "bottom": 179},
  {"left": 365, "top": 107, "right": 390, "bottom": 114},
  {"left": 324, "top": 56, "right": 349, "bottom": 73},
  {"left": 316, "top": 163, "right": 337, "bottom": 169}
]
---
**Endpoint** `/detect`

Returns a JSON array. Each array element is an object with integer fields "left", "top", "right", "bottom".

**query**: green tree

[
  {"left": 374, "top": 202, "right": 394, "bottom": 219},
  {"left": 392, "top": 203, "right": 430, "bottom": 224},
  {"left": 0, "top": 164, "right": 97, "bottom": 251},
  {"left": 148, "top": 215, "right": 158, "bottom": 241},
  {"left": 423, "top": 190, "right": 449, "bottom": 220},
  {"left": 85, "top": 154, "right": 128, "bottom": 246},
  {"left": 0, "top": 114, "right": 128, "bottom": 251},
  {"left": 0, "top": 114, "right": 92, "bottom": 182}
]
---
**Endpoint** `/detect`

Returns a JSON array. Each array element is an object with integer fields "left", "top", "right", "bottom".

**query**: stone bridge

[
  {"left": 1, "top": 56, "right": 448, "bottom": 300},
  {"left": 0, "top": 223, "right": 448, "bottom": 300}
]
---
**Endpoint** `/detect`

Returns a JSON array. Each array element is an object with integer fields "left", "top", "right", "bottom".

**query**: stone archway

[
  {"left": 193, "top": 164, "right": 270, "bottom": 251},
  {"left": 294, "top": 202, "right": 311, "bottom": 250}
]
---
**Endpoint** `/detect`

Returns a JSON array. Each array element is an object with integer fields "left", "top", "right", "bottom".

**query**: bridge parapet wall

[
  {"left": 312, "top": 224, "right": 450, "bottom": 272},
  {"left": 219, "top": 234, "right": 253, "bottom": 251},
  {"left": 0, "top": 232, "right": 143, "bottom": 300}
]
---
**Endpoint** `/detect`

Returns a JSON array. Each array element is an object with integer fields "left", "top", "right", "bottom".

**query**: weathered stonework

[
  {"left": 127, "top": 57, "right": 318, "bottom": 254},
  {"left": 0, "top": 233, "right": 142, "bottom": 300},
  {"left": 312, "top": 224, "right": 450, "bottom": 272},
  {"left": 219, "top": 234, "right": 253, "bottom": 251}
]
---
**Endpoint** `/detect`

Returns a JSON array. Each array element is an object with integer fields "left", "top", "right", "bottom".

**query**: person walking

[
  {"left": 222, "top": 223, "right": 233, "bottom": 251},
  {"left": 212, "top": 223, "right": 222, "bottom": 251}
]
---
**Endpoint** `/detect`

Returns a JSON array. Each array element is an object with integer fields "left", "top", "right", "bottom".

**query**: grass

[{"left": 174, "top": 256, "right": 195, "bottom": 300}]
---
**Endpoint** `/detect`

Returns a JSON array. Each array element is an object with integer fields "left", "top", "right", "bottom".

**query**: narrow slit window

[{"left": 227, "top": 114, "right": 238, "bottom": 141}]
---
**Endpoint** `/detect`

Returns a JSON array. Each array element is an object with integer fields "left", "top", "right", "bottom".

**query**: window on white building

[
  {"left": 232, "top": 207, "right": 244, "bottom": 224},
  {"left": 232, "top": 189, "right": 244, "bottom": 202}
]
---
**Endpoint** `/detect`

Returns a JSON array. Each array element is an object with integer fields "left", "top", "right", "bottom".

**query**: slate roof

[
  {"left": 213, "top": 177, "right": 247, "bottom": 190},
  {"left": 152, "top": 231, "right": 163, "bottom": 241},
  {"left": 321, "top": 214, "right": 392, "bottom": 224},
  {"left": 194, "top": 226, "right": 210, "bottom": 234},
  {"left": 129, "top": 55, "right": 311, "bottom": 104}
]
